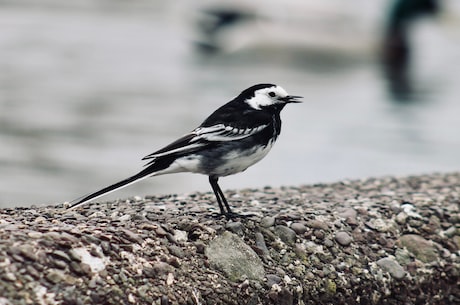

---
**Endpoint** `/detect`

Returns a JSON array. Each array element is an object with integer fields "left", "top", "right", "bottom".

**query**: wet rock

[
  {"left": 377, "top": 257, "right": 406, "bottom": 280},
  {"left": 335, "top": 231, "right": 353, "bottom": 246},
  {"left": 398, "top": 234, "right": 438, "bottom": 263},
  {"left": 205, "top": 231, "right": 264, "bottom": 281}
]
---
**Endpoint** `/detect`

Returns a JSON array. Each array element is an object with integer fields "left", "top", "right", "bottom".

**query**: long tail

[
  {"left": 69, "top": 152, "right": 179, "bottom": 209},
  {"left": 68, "top": 166, "right": 157, "bottom": 210}
]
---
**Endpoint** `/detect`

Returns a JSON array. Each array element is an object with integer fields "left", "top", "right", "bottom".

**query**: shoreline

[{"left": 0, "top": 172, "right": 459, "bottom": 304}]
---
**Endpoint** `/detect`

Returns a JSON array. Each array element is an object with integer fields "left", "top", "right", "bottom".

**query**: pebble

[
  {"left": 265, "top": 274, "right": 282, "bottom": 287},
  {"left": 290, "top": 223, "right": 307, "bottom": 235},
  {"left": 338, "top": 208, "right": 357, "bottom": 221},
  {"left": 254, "top": 232, "right": 270, "bottom": 258},
  {"left": 323, "top": 239, "right": 334, "bottom": 248},
  {"left": 51, "top": 250, "right": 71, "bottom": 262},
  {"left": 274, "top": 226, "right": 297, "bottom": 245},
  {"left": 121, "top": 228, "right": 143, "bottom": 244},
  {"left": 153, "top": 262, "right": 173, "bottom": 276},
  {"left": 365, "top": 219, "right": 394, "bottom": 232},
  {"left": 167, "top": 245, "right": 185, "bottom": 258},
  {"left": 225, "top": 221, "right": 244, "bottom": 235},
  {"left": 376, "top": 257, "right": 406, "bottom": 280},
  {"left": 205, "top": 231, "right": 264, "bottom": 282},
  {"left": 46, "top": 269, "right": 64, "bottom": 284},
  {"left": 260, "top": 216, "right": 276, "bottom": 228},
  {"left": 398, "top": 234, "right": 438, "bottom": 263},
  {"left": 2, "top": 273, "right": 16, "bottom": 282},
  {"left": 335, "top": 232, "right": 353, "bottom": 246},
  {"left": 306, "top": 219, "right": 329, "bottom": 230}
]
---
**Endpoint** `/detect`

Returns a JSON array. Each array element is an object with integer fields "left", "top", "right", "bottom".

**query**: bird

[{"left": 69, "top": 83, "right": 302, "bottom": 217}]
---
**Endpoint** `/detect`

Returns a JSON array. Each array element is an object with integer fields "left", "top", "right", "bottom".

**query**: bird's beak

[{"left": 279, "top": 95, "right": 303, "bottom": 103}]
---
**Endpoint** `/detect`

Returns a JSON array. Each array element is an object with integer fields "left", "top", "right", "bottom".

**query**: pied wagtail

[{"left": 69, "top": 83, "right": 302, "bottom": 217}]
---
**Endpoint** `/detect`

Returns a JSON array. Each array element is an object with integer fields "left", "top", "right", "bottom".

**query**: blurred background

[{"left": 1, "top": 0, "right": 460, "bottom": 208}]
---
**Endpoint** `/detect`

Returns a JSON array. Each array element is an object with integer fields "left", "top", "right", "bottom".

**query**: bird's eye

[{"left": 268, "top": 91, "right": 276, "bottom": 97}]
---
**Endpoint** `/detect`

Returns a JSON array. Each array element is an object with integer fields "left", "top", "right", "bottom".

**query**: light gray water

[{"left": 1, "top": 1, "right": 460, "bottom": 208}]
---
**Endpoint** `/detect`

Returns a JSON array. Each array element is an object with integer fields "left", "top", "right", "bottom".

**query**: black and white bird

[{"left": 69, "top": 83, "right": 302, "bottom": 217}]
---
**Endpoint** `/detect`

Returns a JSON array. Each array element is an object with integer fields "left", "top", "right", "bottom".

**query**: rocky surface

[{"left": 0, "top": 172, "right": 459, "bottom": 305}]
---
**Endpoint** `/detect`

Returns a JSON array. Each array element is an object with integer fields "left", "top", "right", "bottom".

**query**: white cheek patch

[
  {"left": 244, "top": 86, "right": 289, "bottom": 110},
  {"left": 245, "top": 94, "right": 274, "bottom": 110}
]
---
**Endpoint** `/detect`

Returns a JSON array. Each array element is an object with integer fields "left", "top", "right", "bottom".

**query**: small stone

[
  {"left": 51, "top": 250, "right": 71, "bottom": 262},
  {"left": 254, "top": 232, "right": 270, "bottom": 258},
  {"left": 314, "top": 230, "right": 325, "bottom": 240},
  {"left": 225, "top": 221, "right": 244, "bottom": 235},
  {"left": 377, "top": 257, "right": 406, "bottom": 280},
  {"left": 265, "top": 274, "right": 282, "bottom": 287},
  {"left": 398, "top": 234, "right": 438, "bottom": 263},
  {"left": 2, "top": 273, "right": 16, "bottom": 282},
  {"left": 274, "top": 226, "right": 297, "bottom": 245},
  {"left": 173, "top": 230, "right": 188, "bottom": 242},
  {"left": 46, "top": 269, "right": 65, "bottom": 284},
  {"left": 121, "top": 228, "right": 143, "bottom": 244},
  {"left": 152, "top": 262, "right": 173, "bottom": 276},
  {"left": 260, "top": 216, "right": 276, "bottom": 228},
  {"left": 335, "top": 231, "right": 352, "bottom": 246},
  {"left": 167, "top": 245, "right": 185, "bottom": 259},
  {"left": 19, "top": 245, "right": 37, "bottom": 261},
  {"left": 195, "top": 242, "right": 206, "bottom": 254},
  {"left": 442, "top": 226, "right": 457, "bottom": 238},
  {"left": 205, "top": 231, "right": 265, "bottom": 282},
  {"left": 365, "top": 219, "right": 394, "bottom": 232},
  {"left": 306, "top": 219, "right": 329, "bottom": 230},
  {"left": 338, "top": 208, "right": 357, "bottom": 221},
  {"left": 323, "top": 239, "right": 334, "bottom": 248},
  {"left": 161, "top": 295, "right": 169, "bottom": 305},
  {"left": 69, "top": 262, "right": 92, "bottom": 276},
  {"left": 395, "top": 212, "right": 408, "bottom": 225},
  {"left": 155, "top": 226, "right": 169, "bottom": 237},
  {"left": 27, "top": 231, "right": 43, "bottom": 239},
  {"left": 68, "top": 249, "right": 82, "bottom": 262},
  {"left": 51, "top": 258, "right": 69, "bottom": 269},
  {"left": 166, "top": 273, "right": 174, "bottom": 286},
  {"left": 290, "top": 223, "right": 307, "bottom": 235}
]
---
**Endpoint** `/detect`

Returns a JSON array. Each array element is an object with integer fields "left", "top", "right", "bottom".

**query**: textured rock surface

[
  {"left": 0, "top": 172, "right": 459, "bottom": 304},
  {"left": 205, "top": 231, "right": 265, "bottom": 281}
]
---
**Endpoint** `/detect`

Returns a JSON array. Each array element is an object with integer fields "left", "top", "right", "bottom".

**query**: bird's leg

[{"left": 208, "top": 176, "right": 233, "bottom": 216}]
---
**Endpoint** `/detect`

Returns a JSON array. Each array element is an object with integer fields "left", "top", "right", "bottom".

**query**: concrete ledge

[{"left": 0, "top": 173, "right": 459, "bottom": 304}]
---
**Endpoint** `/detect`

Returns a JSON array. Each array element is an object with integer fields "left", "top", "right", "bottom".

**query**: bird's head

[{"left": 239, "top": 83, "right": 302, "bottom": 110}]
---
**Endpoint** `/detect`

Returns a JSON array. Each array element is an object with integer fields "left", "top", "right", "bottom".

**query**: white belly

[
  {"left": 212, "top": 141, "right": 274, "bottom": 177},
  {"left": 151, "top": 140, "right": 275, "bottom": 177}
]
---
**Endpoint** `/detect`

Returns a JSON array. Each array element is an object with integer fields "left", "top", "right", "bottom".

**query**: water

[{"left": 1, "top": 1, "right": 460, "bottom": 208}]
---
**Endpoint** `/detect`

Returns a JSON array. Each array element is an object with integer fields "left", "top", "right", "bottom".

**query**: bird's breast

[{"left": 210, "top": 139, "right": 276, "bottom": 177}]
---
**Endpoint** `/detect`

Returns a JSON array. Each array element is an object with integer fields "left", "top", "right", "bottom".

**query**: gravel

[{"left": 0, "top": 172, "right": 459, "bottom": 304}]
